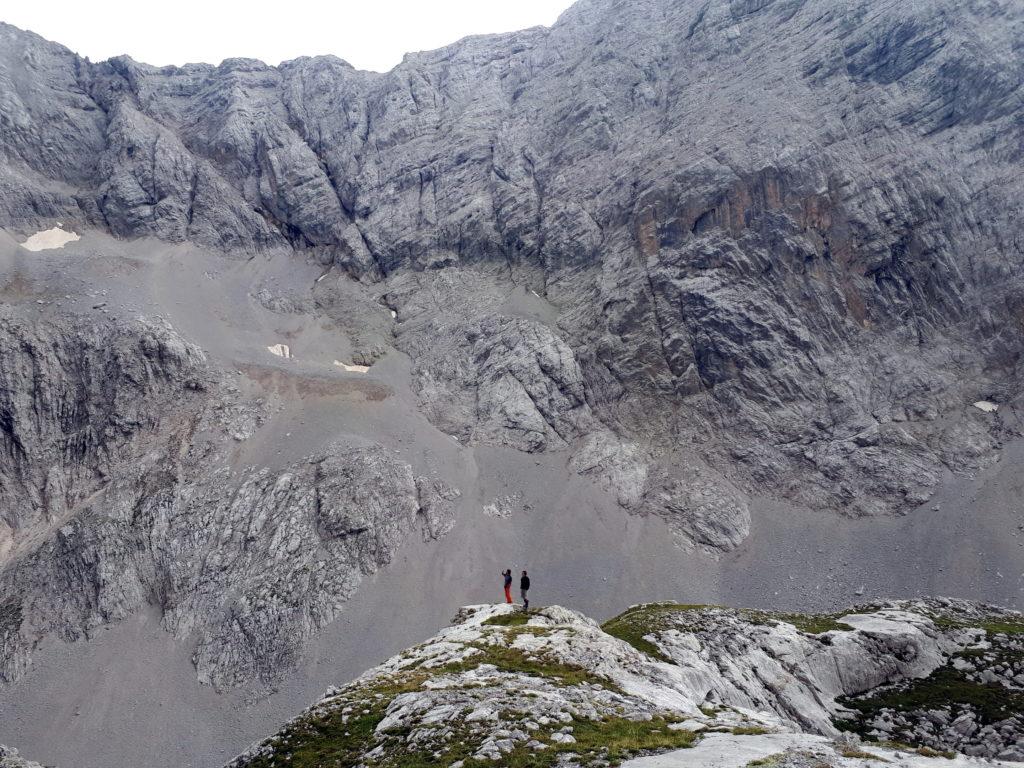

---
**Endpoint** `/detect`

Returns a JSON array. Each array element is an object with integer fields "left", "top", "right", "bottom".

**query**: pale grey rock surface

[
  {"left": 622, "top": 733, "right": 1015, "bottom": 768},
  {"left": 226, "top": 600, "right": 1024, "bottom": 767},
  {"left": 0, "top": 746, "right": 44, "bottom": 768}
]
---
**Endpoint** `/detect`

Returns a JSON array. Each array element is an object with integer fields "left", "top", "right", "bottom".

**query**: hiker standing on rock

[
  {"left": 520, "top": 570, "right": 531, "bottom": 611},
  {"left": 502, "top": 569, "right": 513, "bottom": 604}
]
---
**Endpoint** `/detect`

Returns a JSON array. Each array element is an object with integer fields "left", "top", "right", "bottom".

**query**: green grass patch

[
  {"left": 836, "top": 663, "right": 1024, "bottom": 739},
  {"left": 238, "top": 682, "right": 397, "bottom": 768},
  {"left": 565, "top": 716, "right": 699, "bottom": 762},
  {"left": 746, "top": 753, "right": 785, "bottom": 767},
  {"left": 483, "top": 611, "right": 532, "bottom": 627},
  {"left": 869, "top": 739, "right": 917, "bottom": 752},
  {"left": 914, "top": 746, "right": 956, "bottom": 759},
  {"left": 841, "top": 747, "right": 889, "bottom": 761},
  {"left": 447, "top": 642, "right": 619, "bottom": 690},
  {"left": 460, "top": 715, "right": 700, "bottom": 768},
  {"left": 601, "top": 603, "right": 710, "bottom": 662},
  {"left": 928, "top": 613, "right": 1024, "bottom": 636},
  {"left": 743, "top": 610, "right": 854, "bottom": 634}
]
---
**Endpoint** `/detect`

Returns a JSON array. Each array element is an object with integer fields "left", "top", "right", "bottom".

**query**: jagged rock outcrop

[
  {"left": 412, "top": 314, "right": 595, "bottom": 452},
  {"left": 2, "top": 436, "right": 457, "bottom": 690},
  {"left": 7, "top": 601, "right": 1023, "bottom": 768},
  {"left": 226, "top": 599, "right": 1024, "bottom": 767},
  {"left": 0, "top": 311, "right": 458, "bottom": 689},
  {"left": 0, "top": 311, "right": 208, "bottom": 552}
]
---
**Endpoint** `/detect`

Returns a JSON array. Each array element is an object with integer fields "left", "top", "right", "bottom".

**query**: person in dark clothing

[
  {"left": 502, "top": 569, "right": 513, "bottom": 604},
  {"left": 520, "top": 570, "right": 531, "bottom": 611}
]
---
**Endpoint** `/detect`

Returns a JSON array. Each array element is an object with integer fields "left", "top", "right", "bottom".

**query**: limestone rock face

[
  {"left": 413, "top": 314, "right": 595, "bottom": 452},
  {"left": 3, "top": 438, "right": 449, "bottom": 691},
  {"left": 0, "top": 312, "right": 208, "bottom": 566},
  {"left": 0, "top": 312, "right": 454, "bottom": 690},
  {"left": 4, "top": 0, "right": 1021, "bottom": 546}
]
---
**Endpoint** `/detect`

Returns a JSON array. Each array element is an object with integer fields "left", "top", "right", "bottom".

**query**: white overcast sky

[{"left": 4, "top": 1, "right": 575, "bottom": 72}]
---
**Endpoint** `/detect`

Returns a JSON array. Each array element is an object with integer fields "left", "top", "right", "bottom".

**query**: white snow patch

[
  {"left": 334, "top": 360, "right": 370, "bottom": 373},
  {"left": 267, "top": 344, "right": 291, "bottom": 359},
  {"left": 21, "top": 227, "right": 80, "bottom": 251},
  {"left": 973, "top": 400, "right": 998, "bottom": 413},
  {"left": 390, "top": 310, "right": 397, "bottom": 318}
]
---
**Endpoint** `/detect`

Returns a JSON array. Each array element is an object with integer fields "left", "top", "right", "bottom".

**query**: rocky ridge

[{"left": 226, "top": 599, "right": 1024, "bottom": 767}]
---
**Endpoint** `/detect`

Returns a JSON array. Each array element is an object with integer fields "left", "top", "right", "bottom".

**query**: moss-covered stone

[
  {"left": 741, "top": 610, "right": 854, "bottom": 634},
  {"left": 483, "top": 611, "right": 533, "bottom": 627},
  {"left": 601, "top": 603, "right": 711, "bottom": 661}
]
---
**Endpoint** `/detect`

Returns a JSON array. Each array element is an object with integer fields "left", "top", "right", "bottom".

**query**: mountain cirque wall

[{"left": 2, "top": 0, "right": 1024, "bottom": 547}]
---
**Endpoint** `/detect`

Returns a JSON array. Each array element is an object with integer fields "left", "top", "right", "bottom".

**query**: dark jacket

[
  {"left": 503, "top": 572, "right": 512, "bottom": 587},
  {"left": 520, "top": 575, "right": 531, "bottom": 591}
]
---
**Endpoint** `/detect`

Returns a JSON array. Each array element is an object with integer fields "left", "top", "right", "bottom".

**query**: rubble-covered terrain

[
  {"left": 836, "top": 611, "right": 1024, "bottom": 760},
  {"left": 227, "top": 600, "right": 1024, "bottom": 767}
]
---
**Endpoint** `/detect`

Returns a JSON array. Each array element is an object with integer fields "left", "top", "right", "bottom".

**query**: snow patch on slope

[
  {"left": 20, "top": 227, "right": 80, "bottom": 251},
  {"left": 333, "top": 360, "right": 369, "bottom": 373}
]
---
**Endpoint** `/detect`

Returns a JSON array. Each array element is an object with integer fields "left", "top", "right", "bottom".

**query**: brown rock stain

[{"left": 240, "top": 364, "right": 391, "bottom": 402}]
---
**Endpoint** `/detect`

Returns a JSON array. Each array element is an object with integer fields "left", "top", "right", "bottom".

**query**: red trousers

[{"left": 504, "top": 585, "right": 513, "bottom": 603}]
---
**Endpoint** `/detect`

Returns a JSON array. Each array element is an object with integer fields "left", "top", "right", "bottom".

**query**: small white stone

[
  {"left": 267, "top": 343, "right": 291, "bottom": 358},
  {"left": 669, "top": 721, "right": 707, "bottom": 732}
]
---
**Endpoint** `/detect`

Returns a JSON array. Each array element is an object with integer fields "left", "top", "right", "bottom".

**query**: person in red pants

[{"left": 502, "top": 569, "right": 513, "bottom": 603}]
